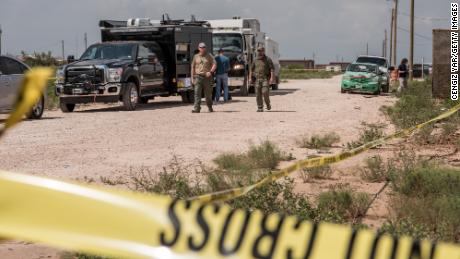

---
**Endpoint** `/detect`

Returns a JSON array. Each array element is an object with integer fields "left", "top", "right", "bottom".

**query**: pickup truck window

[
  {"left": 138, "top": 43, "right": 163, "bottom": 61},
  {"left": 80, "top": 44, "right": 137, "bottom": 60}
]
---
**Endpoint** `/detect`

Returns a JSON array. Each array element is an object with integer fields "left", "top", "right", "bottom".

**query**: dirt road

[{"left": 0, "top": 75, "right": 396, "bottom": 258}]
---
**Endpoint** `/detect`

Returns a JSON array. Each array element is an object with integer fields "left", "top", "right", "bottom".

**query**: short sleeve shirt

[
  {"left": 398, "top": 64, "right": 408, "bottom": 78},
  {"left": 193, "top": 53, "right": 216, "bottom": 76},
  {"left": 252, "top": 56, "right": 274, "bottom": 79}
]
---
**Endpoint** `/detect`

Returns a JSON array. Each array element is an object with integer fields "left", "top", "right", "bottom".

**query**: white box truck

[
  {"left": 264, "top": 36, "right": 281, "bottom": 90},
  {"left": 208, "top": 17, "right": 280, "bottom": 94}
]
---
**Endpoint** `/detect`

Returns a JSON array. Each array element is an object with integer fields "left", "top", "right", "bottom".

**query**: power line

[
  {"left": 397, "top": 26, "right": 432, "bottom": 41},
  {"left": 399, "top": 11, "right": 449, "bottom": 21}
]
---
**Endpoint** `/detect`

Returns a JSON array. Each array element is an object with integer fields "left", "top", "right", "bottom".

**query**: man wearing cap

[
  {"left": 191, "top": 42, "right": 217, "bottom": 113},
  {"left": 250, "top": 47, "right": 275, "bottom": 112}
]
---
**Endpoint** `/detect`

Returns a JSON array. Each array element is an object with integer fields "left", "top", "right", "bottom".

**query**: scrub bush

[
  {"left": 316, "top": 184, "right": 370, "bottom": 224},
  {"left": 347, "top": 122, "right": 386, "bottom": 149},
  {"left": 381, "top": 78, "right": 439, "bottom": 129},
  {"left": 301, "top": 165, "right": 333, "bottom": 182},
  {"left": 213, "top": 140, "right": 287, "bottom": 171},
  {"left": 297, "top": 132, "right": 341, "bottom": 150},
  {"left": 360, "top": 155, "right": 390, "bottom": 183},
  {"left": 380, "top": 162, "right": 460, "bottom": 243}
]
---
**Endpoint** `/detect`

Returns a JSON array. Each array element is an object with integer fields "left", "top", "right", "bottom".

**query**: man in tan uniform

[
  {"left": 250, "top": 47, "right": 275, "bottom": 112},
  {"left": 191, "top": 42, "right": 217, "bottom": 113}
]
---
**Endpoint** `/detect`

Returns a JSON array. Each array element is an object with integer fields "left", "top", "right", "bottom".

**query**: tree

[{"left": 20, "top": 51, "right": 60, "bottom": 67}]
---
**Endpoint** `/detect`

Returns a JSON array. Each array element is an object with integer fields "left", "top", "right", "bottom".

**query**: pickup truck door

[
  {"left": 0, "top": 57, "right": 26, "bottom": 110},
  {"left": 152, "top": 59, "right": 164, "bottom": 90},
  {"left": 137, "top": 44, "right": 157, "bottom": 94}
]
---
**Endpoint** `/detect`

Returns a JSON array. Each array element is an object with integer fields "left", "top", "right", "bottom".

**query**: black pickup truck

[{"left": 55, "top": 18, "right": 213, "bottom": 112}]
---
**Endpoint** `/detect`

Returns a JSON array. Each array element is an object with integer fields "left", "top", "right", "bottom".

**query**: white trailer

[{"left": 264, "top": 36, "right": 281, "bottom": 90}]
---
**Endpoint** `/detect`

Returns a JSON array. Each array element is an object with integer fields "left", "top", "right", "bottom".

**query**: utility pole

[
  {"left": 390, "top": 8, "right": 394, "bottom": 66},
  {"left": 61, "top": 40, "right": 65, "bottom": 61},
  {"left": 384, "top": 29, "right": 388, "bottom": 58},
  {"left": 409, "top": 0, "right": 415, "bottom": 81},
  {"left": 0, "top": 24, "right": 2, "bottom": 55},
  {"left": 392, "top": 0, "right": 399, "bottom": 67},
  {"left": 84, "top": 33, "right": 88, "bottom": 50}
]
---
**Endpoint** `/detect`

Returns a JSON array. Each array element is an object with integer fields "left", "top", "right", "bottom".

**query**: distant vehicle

[
  {"left": 341, "top": 63, "right": 389, "bottom": 95},
  {"left": 413, "top": 63, "right": 432, "bottom": 78},
  {"left": 354, "top": 55, "right": 389, "bottom": 91},
  {"left": 208, "top": 18, "right": 280, "bottom": 94},
  {"left": 56, "top": 16, "right": 213, "bottom": 112},
  {"left": 325, "top": 65, "right": 341, "bottom": 72},
  {"left": 0, "top": 55, "right": 45, "bottom": 119}
]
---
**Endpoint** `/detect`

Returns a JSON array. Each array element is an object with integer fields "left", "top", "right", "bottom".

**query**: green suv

[{"left": 341, "top": 63, "right": 389, "bottom": 95}]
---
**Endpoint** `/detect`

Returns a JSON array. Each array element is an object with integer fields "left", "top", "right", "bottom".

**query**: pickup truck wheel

[
  {"left": 60, "top": 102, "right": 75, "bottom": 113},
  {"left": 27, "top": 95, "right": 45, "bottom": 119},
  {"left": 122, "top": 82, "right": 138, "bottom": 111}
]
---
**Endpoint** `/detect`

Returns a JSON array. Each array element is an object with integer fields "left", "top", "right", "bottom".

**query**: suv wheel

[
  {"left": 122, "top": 82, "right": 138, "bottom": 111},
  {"left": 60, "top": 102, "right": 75, "bottom": 113},
  {"left": 27, "top": 95, "right": 45, "bottom": 119}
]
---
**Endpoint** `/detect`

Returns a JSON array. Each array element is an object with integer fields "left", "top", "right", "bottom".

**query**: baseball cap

[{"left": 198, "top": 42, "right": 206, "bottom": 48}]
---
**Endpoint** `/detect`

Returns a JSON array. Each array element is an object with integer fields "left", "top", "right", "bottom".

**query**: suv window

[{"left": 0, "top": 57, "right": 27, "bottom": 75}]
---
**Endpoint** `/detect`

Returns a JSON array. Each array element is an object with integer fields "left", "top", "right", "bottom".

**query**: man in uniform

[
  {"left": 191, "top": 42, "right": 217, "bottom": 113},
  {"left": 250, "top": 47, "right": 275, "bottom": 112}
]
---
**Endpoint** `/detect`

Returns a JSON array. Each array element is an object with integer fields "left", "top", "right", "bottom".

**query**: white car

[{"left": 0, "top": 55, "right": 45, "bottom": 119}]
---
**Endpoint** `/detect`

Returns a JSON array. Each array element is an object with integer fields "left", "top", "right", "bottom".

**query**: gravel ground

[{"left": 0, "top": 75, "right": 396, "bottom": 258}]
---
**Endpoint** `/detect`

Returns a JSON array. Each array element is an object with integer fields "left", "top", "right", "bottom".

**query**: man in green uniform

[
  {"left": 191, "top": 42, "right": 217, "bottom": 113},
  {"left": 250, "top": 47, "right": 275, "bottom": 112}
]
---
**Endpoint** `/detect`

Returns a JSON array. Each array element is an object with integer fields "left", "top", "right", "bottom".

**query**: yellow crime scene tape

[
  {"left": 0, "top": 170, "right": 460, "bottom": 259},
  {"left": 189, "top": 103, "right": 460, "bottom": 203},
  {"left": 0, "top": 68, "right": 459, "bottom": 258},
  {"left": 0, "top": 67, "right": 52, "bottom": 138}
]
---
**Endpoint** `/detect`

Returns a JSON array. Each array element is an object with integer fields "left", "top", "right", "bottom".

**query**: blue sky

[{"left": 0, "top": 0, "right": 452, "bottom": 63}]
